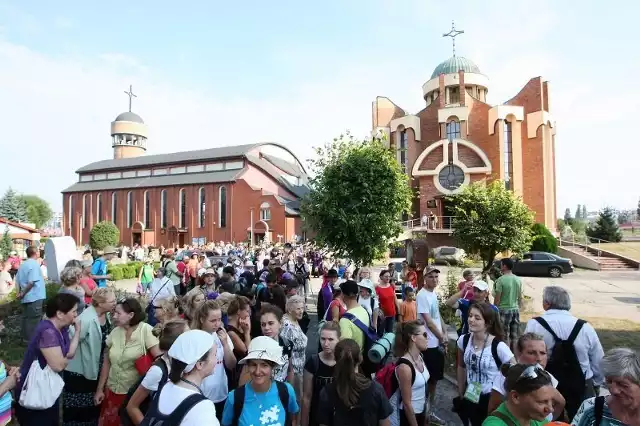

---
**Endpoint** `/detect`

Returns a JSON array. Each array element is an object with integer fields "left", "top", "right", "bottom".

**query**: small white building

[{"left": 0, "top": 217, "right": 41, "bottom": 258}]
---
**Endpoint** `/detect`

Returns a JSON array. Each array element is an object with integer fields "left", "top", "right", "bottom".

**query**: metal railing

[
  {"left": 400, "top": 216, "right": 455, "bottom": 231},
  {"left": 559, "top": 234, "right": 640, "bottom": 259}
]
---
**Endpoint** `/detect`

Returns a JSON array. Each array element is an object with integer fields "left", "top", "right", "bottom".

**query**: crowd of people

[{"left": 1, "top": 243, "right": 640, "bottom": 426}]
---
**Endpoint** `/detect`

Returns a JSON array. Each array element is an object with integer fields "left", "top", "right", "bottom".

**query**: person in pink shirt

[
  {"left": 79, "top": 259, "right": 97, "bottom": 305},
  {"left": 457, "top": 269, "right": 476, "bottom": 301}
]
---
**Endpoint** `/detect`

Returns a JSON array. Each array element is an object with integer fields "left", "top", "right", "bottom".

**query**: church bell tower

[{"left": 111, "top": 85, "right": 148, "bottom": 159}]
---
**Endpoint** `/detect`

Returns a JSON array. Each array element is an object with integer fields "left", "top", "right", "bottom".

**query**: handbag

[
  {"left": 134, "top": 324, "right": 153, "bottom": 375},
  {"left": 19, "top": 360, "right": 64, "bottom": 409}
]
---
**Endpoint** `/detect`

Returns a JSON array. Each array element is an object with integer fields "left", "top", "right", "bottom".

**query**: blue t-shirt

[
  {"left": 16, "top": 258, "right": 46, "bottom": 303},
  {"left": 458, "top": 299, "right": 499, "bottom": 334},
  {"left": 222, "top": 381, "right": 299, "bottom": 426},
  {"left": 91, "top": 258, "right": 108, "bottom": 288}
]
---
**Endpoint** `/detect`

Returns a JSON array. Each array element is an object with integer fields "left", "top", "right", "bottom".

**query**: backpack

[
  {"left": 342, "top": 312, "right": 384, "bottom": 375},
  {"left": 139, "top": 392, "right": 207, "bottom": 426},
  {"left": 461, "top": 333, "right": 503, "bottom": 369},
  {"left": 294, "top": 263, "right": 308, "bottom": 285},
  {"left": 232, "top": 381, "right": 291, "bottom": 426},
  {"left": 121, "top": 358, "right": 170, "bottom": 426},
  {"left": 375, "top": 358, "right": 415, "bottom": 398},
  {"left": 534, "top": 317, "right": 586, "bottom": 420}
]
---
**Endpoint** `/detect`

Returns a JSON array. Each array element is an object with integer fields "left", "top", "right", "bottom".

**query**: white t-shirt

[
  {"left": 156, "top": 382, "right": 218, "bottom": 426},
  {"left": 492, "top": 371, "right": 558, "bottom": 421},
  {"left": 148, "top": 277, "right": 176, "bottom": 302},
  {"left": 201, "top": 333, "right": 234, "bottom": 403},
  {"left": 141, "top": 357, "right": 170, "bottom": 391},
  {"left": 456, "top": 335, "right": 514, "bottom": 394},
  {"left": 416, "top": 288, "right": 442, "bottom": 348}
]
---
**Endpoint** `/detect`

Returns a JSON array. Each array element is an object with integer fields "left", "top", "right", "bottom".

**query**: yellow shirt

[
  {"left": 106, "top": 322, "right": 159, "bottom": 394},
  {"left": 339, "top": 305, "right": 370, "bottom": 352}
]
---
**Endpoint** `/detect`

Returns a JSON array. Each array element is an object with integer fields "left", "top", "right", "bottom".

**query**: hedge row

[{"left": 107, "top": 261, "right": 161, "bottom": 281}]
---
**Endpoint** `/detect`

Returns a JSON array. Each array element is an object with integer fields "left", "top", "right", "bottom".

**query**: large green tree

[
  {"left": 447, "top": 180, "right": 535, "bottom": 273},
  {"left": 587, "top": 207, "right": 622, "bottom": 242},
  {"left": 17, "top": 195, "right": 53, "bottom": 229},
  {"left": 0, "top": 188, "right": 27, "bottom": 223},
  {"left": 300, "top": 133, "right": 412, "bottom": 265}
]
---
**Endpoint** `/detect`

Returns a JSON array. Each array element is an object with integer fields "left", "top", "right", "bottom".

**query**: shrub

[
  {"left": 110, "top": 266, "right": 124, "bottom": 281},
  {"left": 121, "top": 265, "right": 136, "bottom": 279},
  {"left": 439, "top": 268, "right": 461, "bottom": 329},
  {"left": 89, "top": 221, "right": 120, "bottom": 250},
  {"left": 530, "top": 223, "right": 558, "bottom": 253}
]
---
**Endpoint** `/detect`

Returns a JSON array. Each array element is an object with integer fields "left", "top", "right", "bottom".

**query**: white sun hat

[
  {"left": 358, "top": 278, "right": 375, "bottom": 292},
  {"left": 168, "top": 330, "right": 215, "bottom": 373},
  {"left": 239, "top": 336, "right": 284, "bottom": 366}
]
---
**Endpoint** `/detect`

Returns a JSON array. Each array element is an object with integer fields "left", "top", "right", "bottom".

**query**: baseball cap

[
  {"left": 423, "top": 265, "right": 441, "bottom": 275},
  {"left": 168, "top": 330, "right": 214, "bottom": 373},
  {"left": 473, "top": 280, "right": 489, "bottom": 291}
]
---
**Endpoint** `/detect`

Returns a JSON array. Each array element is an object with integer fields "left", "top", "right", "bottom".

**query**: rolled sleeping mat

[{"left": 368, "top": 332, "right": 395, "bottom": 364}]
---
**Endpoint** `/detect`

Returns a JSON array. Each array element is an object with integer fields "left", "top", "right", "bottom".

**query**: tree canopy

[
  {"left": 17, "top": 195, "right": 53, "bottom": 229},
  {"left": 587, "top": 207, "right": 622, "bottom": 242},
  {"left": 0, "top": 188, "right": 27, "bottom": 223},
  {"left": 300, "top": 133, "right": 412, "bottom": 265},
  {"left": 530, "top": 223, "right": 558, "bottom": 253},
  {"left": 90, "top": 221, "right": 120, "bottom": 250},
  {"left": 447, "top": 180, "right": 535, "bottom": 273}
]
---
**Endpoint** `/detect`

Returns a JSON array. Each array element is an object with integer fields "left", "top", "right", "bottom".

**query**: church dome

[
  {"left": 431, "top": 56, "right": 481, "bottom": 79},
  {"left": 114, "top": 111, "right": 144, "bottom": 124}
]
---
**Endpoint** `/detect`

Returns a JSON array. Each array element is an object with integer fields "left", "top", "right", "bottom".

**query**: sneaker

[{"left": 428, "top": 412, "right": 446, "bottom": 426}]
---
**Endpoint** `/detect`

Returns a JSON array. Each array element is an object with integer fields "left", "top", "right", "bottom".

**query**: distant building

[
  {"left": 61, "top": 95, "right": 309, "bottom": 247},
  {"left": 0, "top": 217, "right": 41, "bottom": 257},
  {"left": 372, "top": 24, "right": 557, "bottom": 248}
]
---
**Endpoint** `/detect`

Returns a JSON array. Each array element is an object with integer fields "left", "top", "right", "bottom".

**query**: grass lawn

[{"left": 590, "top": 241, "right": 640, "bottom": 262}]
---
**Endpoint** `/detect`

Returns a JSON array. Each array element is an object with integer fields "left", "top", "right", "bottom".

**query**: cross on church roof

[
  {"left": 442, "top": 21, "right": 464, "bottom": 57},
  {"left": 124, "top": 85, "right": 137, "bottom": 112}
]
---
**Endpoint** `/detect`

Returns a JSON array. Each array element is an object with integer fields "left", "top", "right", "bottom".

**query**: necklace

[
  {"left": 180, "top": 378, "right": 203, "bottom": 394},
  {"left": 408, "top": 351, "right": 424, "bottom": 371}
]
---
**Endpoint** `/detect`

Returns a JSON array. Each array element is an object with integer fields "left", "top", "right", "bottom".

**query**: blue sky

[{"left": 0, "top": 0, "right": 637, "bottom": 214}]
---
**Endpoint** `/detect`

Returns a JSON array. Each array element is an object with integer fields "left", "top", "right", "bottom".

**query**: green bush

[
  {"left": 530, "top": 223, "right": 558, "bottom": 253},
  {"left": 110, "top": 266, "right": 124, "bottom": 281},
  {"left": 89, "top": 221, "right": 120, "bottom": 250},
  {"left": 122, "top": 265, "right": 136, "bottom": 279},
  {"left": 439, "top": 268, "right": 461, "bottom": 329}
]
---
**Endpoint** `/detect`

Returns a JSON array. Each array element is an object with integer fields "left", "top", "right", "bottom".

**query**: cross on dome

[{"left": 442, "top": 21, "right": 464, "bottom": 57}]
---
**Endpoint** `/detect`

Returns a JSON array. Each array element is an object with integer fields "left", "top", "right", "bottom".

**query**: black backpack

[
  {"left": 232, "top": 381, "right": 291, "bottom": 426},
  {"left": 120, "top": 358, "right": 169, "bottom": 426},
  {"left": 462, "top": 333, "right": 504, "bottom": 369},
  {"left": 534, "top": 317, "right": 586, "bottom": 420},
  {"left": 139, "top": 392, "right": 207, "bottom": 426}
]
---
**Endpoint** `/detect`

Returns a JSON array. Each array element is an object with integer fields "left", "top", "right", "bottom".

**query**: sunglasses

[{"left": 516, "top": 365, "right": 551, "bottom": 384}]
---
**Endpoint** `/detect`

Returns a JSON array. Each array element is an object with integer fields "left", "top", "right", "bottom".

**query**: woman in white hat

[
  {"left": 221, "top": 336, "right": 299, "bottom": 426},
  {"left": 357, "top": 279, "right": 380, "bottom": 333},
  {"left": 141, "top": 329, "right": 218, "bottom": 425}
]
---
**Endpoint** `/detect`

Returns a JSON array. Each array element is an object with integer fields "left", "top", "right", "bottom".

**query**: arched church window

[
  {"left": 260, "top": 202, "right": 271, "bottom": 221},
  {"left": 504, "top": 120, "right": 513, "bottom": 190},
  {"left": 143, "top": 191, "right": 151, "bottom": 228},
  {"left": 82, "top": 195, "right": 88, "bottom": 229},
  {"left": 446, "top": 120, "right": 461, "bottom": 141},
  {"left": 111, "top": 192, "right": 117, "bottom": 225},
  {"left": 68, "top": 196, "right": 74, "bottom": 230},
  {"left": 218, "top": 187, "right": 227, "bottom": 228},
  {"left": 198, "top": 187, "right": 206, "bottom": 228},
  {"left": 160, "top": 190, "right": 167, "bottom": 228},
  {"left": 179, "top": 189, "right": 186, "bottom": 229},
  {"left": 96, "top": 194, "right": 102, "bottom": 222},
  {"left": 127, "top": 191, "right": 133, "bottom": 228},
  {"left": 438, "top": 162, "right": 465, "bottom": 191},
  {"left": 397, "top": 130, "right": 408, "bottom": 173}
]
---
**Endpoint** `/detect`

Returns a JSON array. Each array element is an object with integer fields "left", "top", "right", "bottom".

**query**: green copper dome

[{"left": 431, "top": 56, "right": 481, "bottom": 79}]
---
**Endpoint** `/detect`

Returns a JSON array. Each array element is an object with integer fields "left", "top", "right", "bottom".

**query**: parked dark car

[{"left": 491, "top": 251, "right": 573, "bottom": 278}]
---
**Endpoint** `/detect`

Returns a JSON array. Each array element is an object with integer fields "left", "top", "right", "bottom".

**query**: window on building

[
  {"left": 68, "top": 196, "right": 74, "bottom": 229},
  {"left": 398, "top": 130, "right": 408, "bottom": 173},
  {"left": 111, "top": 192, "right": 117, "bottom": 225},
  {"left": 198, "top": 187, "right": 206, "bottom": 228},
  {"left": 127, "top": 191, "right": 133, "bottom": 228},
  {"left": 260, "top": 202, "right": 271, "bottom": 221},
  {"left": 446, "top": 120, "right": 461, "bottom": 141},
  {"left": 96, "top": 194, "right": 102, "bottom": 222},
  {"left": 438, "top": 162, "right": 465, "bottom": 191},
  {"left": 450, "top": 87, "right": 460, "bottom": 104},
  {"left": 219, "top": 186, "right": 227, "bottom": 228},
  {"left": 144, "top": 191, "right": 151, "bottom": 228},
  {"left": 82, "top": 195, "right": 87, "bottom": 229},
  {"left": 160, "top": 190, "right": 167, "bottom": 228},
  {"left": 179, "top": 189, "right": 186, "bottom": 229},
  {"left": 504, "top": 120, "right": 513, "bottom": 190},
  {"left": 187, "top": 164, "right": 205, "bottom": 173}
]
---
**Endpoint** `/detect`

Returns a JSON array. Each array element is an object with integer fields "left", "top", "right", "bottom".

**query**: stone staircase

[{"left": 565, "top": 246, "right": 637, "bottom": 271}]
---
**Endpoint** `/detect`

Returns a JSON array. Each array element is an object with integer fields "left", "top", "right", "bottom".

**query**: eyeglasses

[{"left": 516, "top": 365, "right": 552, "bottom": 384}]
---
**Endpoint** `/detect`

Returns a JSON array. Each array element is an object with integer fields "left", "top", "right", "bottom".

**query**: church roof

[
  {"left": 114, "top": 111, "right": 144, "bottom": 124},
  {"left": 76, "top": 143, "right": 260, "bottom": 173},
  {"left": 431, "top": 56, "right": 481, "bottom": 79}
]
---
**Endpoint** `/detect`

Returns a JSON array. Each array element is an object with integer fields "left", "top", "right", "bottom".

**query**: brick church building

[
  {"left": 373, "top": 27, "right": 557, "bottom": 250},
  {"left": 62, "top": 104, "right": 309, "bottom": 248}
]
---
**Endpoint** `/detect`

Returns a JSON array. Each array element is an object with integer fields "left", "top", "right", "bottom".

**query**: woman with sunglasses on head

[
  {"left": 391, "top": 321, "right": 431, "bottom": 426},
  {"left": 483, "top": 363, "right": 556, "bottom": 426},
  {"left": 456, "top": 302, "right": 515, "bottom": 426},
  {"left": 488, "top": 333, "right": 565, "bottom": 421}
]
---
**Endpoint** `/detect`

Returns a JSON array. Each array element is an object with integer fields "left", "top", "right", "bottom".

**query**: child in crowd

[
  {"left": 399, "top": 287, "right": 417, "bottom": 323},
  {"left": 458, "top": 269, "right": 475, "bottom": 301}
]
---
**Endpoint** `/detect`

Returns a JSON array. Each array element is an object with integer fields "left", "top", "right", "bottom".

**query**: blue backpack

[{"left": 341, "top": 312, "right": 382, "bottom": 375}]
